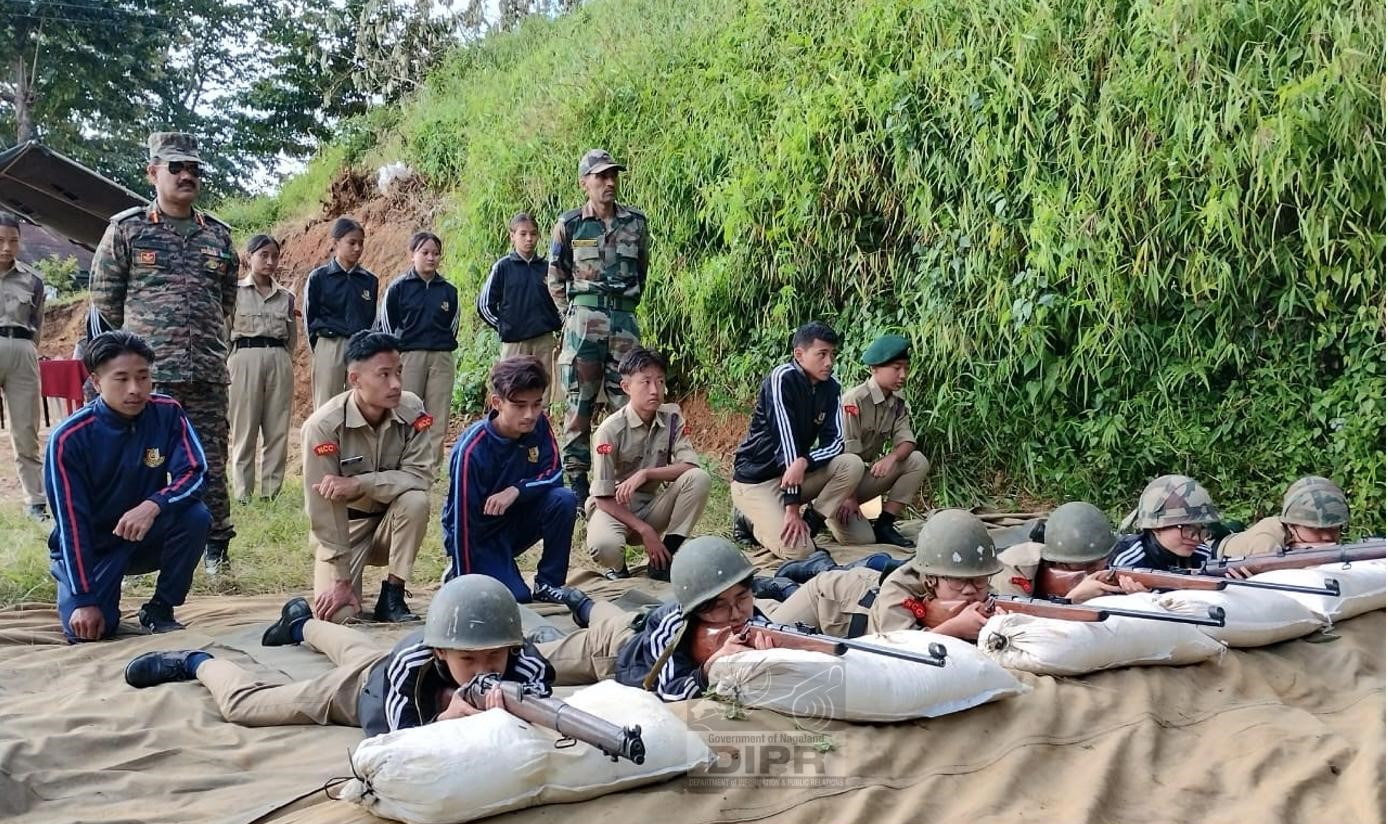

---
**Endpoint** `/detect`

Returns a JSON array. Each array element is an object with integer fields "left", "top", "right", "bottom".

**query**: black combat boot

[
  {"left": 124, "top": 650, "right": 205, "bottom": 688},
  {"left": 871, "top": 512, "right": 913, "bottom": 548},
  {"left": 802, "top": 507, "right": 828, "bottom": 537},
  {"left": 731, "top": 508, "right": 759, "bottom": 547},
  {"left": 751, "top": 575, "right": 801, "bottom": 601},
  {"left": 203, "top": 540, "right": 230, "bottom": 576},
  {"left": 568, "top": 473, "right": 590, "bottom": 517},
  {"left": 648, "top": 535, "right": 685, "bottom": 582},
  {"left": 261, "top": 596, "right": 312, "bottom": 646},
  {"left": 373, "top": 580, "right": 418, "bottom": 623}
]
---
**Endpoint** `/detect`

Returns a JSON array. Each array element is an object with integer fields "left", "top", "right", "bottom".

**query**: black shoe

[
  {"left": 775, "top": 549, "right": 837, "bottom": 584},
  {"left": 203, "top": 541, "right": 230, "bottom": 577},
  {"left": 137, "top": 599, "right": 185, "bottom": 634},
  {"left": 532, "top": 584, "right": 590, "bottom": 614},
  {"left": 872, "top": 517, "right": 913, "bottom": 548},
  {"left": 802, "top": 508, "right": 828, "bottom": 538},
  {"left": 751, "top": 575, "right": 800, "bottom": 601},
  {"left": 24, "top": 503, "right": 49, "bottom": 523},
  {"left": 647, "top": 561, "right": 672, "bottom": 582},
  {"left": 373, "top": 581, "right": 418, "bottom": 623},
  {"left": 731, "top": 509, "right": 759, "bottom": 547},
  {"left": 525, "top": 625, "right": 566, "bottom": 644},
  {"left": 602, "top": 566, "right": 631, "bottom": 581},
  {"left": 261, "top": 596, "right": 312, "bottom": 646},
  {"left": 124, "top": 650, "right": 201, "bottom": 688}
]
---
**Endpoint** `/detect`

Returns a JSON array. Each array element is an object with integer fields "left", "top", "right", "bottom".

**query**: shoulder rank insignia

[
  {"left": 413, "top": 414, "right": 434, "bottom": 433},
  {"left": 596, "top": 442, "right": 613, "bottom": 456},
  {"left": 313, "top": 442, "right": 338, "bottom": 456},
  {"left": 844, "top": 404, "right": 859, "bottom": 417},
  {"left": 143, "top": 448, "right": 165, "bottom": 468},
  {"left": 527, "top": 446, "right": 540, "bottom": 463},
  {"left": 137, "top": 250, "right": 158, "bottom": 266}
]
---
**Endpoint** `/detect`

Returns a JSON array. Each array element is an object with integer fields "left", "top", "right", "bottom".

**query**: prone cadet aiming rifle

[
  {"left": 985, "top": 595, "right": 1227, "bottom": 627},
  {"left": 459, "top": 673, "right": 645, "bottom": 765},
  {"left": 1201, "top": 538, "right": 1385, "bottom": 577},
  {"left": 1041, "top": 566, "right": 1341, "bottom": 598},
  {"left": 691, "top": 621, "right": 948, "bottom": 668}
]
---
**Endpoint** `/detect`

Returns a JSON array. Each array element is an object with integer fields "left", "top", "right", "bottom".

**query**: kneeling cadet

[{"left": 123, "top": 574, "right": 555, "bottom": 736}]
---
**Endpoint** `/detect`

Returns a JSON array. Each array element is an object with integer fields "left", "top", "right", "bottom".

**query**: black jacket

[
  {"left": 303, "top": 259, "right": 378, "bottom": 346},
  {"left": 378, "top": 269, "right": 460, "bottom": 351},
  {"left": 476, "top": 252, "right": 562, "bottom": 342},
  {"left": 614, "top": 601, "right": 769, "bottom": 702},
  {"left": 732, "top": 361, "right": 845, "bottom": 505},
  {"left": 357, "top": 629, "right": 555, "bottom": 738},
  {"left": 1109, "top": 532, "right": 1214, "bottom": 572}
]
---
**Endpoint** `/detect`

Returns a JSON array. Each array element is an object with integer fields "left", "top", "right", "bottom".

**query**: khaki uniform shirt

[
  {"left": 992, "top": 542, "right": 1044, "bottom": 597},
  {"left": 841, "top": 377, "right": 915, "bottom": 460},
  {"left": 0, "top": 262, "right": 45, "bottom": 338},
  {"left": 870, "top": 562, "right": 940, "bottom": 633},
  {"left": 590, "top": 403, "right": 699, "bottom": 499},
  {"left": 1217, "top": 516, "right": 1288, "bottom": 558},
  {"left": 231, "top": 278, "right": 297, "bottom": 349},
  {"left": 302, "top": 390, "right": 434, "bottom": 578}
]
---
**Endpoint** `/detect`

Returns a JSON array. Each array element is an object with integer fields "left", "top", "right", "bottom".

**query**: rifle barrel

[{"left": 759, "top": 622, "right": 948, "bottom": 668}]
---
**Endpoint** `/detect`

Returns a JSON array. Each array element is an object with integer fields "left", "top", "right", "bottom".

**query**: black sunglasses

[{"left": 164, "top": 161, "right": 202, "bottom": 177}]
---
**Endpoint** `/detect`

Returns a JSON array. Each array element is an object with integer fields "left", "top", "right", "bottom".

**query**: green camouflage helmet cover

[
  {"left": 915, "top": 509, "right": 1002, "bottom": 577},
  {"left": 423, "top": 574, "right": 524, "bottom": 650},
  {"left": 1131, "top": 474, "right": 1221, "bottom": 530},
  {"left": 1043, "top": 502, "right": 1116, "bottom": 563},
  {"left": 1280, "top": 476, "right": 1349, "bottom": 529},
  {"left": 671, "top": 536, "right": 756, "bottom": 613}
]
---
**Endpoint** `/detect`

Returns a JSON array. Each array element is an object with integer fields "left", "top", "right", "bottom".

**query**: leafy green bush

[
  {"left": 261, "top": 0, "right": 1388, "bottom": 532},
  {"left": 30, "top": 256, "right": 79, "bottom": 296}
]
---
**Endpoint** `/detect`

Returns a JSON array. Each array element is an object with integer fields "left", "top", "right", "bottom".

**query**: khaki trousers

[
  {"left": 500, "top": 332, "right": 560, "bottom": 406},
  {"left": 584, "top": 468, "right": 712, "bottom": 569},
  {"left": 228, "top": 346, "right": 293, "bottom": 499},
  {"left": 310, "top": 337, "right": 349, "bottom": 411},
  {"left": 769, "top": 567, "right": 878, "bottom": 639},
  {"left": 195, "top": 620, "right": 386, "bottom": 726},
  {"left": 730, "top": 453, "right": 865, "bottom": 559},
  {"left": 535, "top": 601, "right": 637, "bottom": 685},
  {"left": 0, "top": 338, "right": 42, "bottom": 504},
  {"left": 401, "top": 349, "right": 455, "bottom": 469},
  {"left": 313, "top": 490, "right": 429, "bottom": 623},
  {"left": 834, "top": 451, "right": 930, "bottom": 545}
]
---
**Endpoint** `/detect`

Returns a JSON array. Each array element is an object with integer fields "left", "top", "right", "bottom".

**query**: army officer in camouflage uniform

[
  {"left": 547, "top": 149, "right": 650, "bottom": 505},
  {"left": 88, "top": 132, "right": 239, "bottom": 575}
]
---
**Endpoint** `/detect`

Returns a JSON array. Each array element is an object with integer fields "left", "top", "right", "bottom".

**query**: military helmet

[
  {"left": 1280, "top": 476, "right": 1349, "bottom": 529},
  {"left": 423, "top": 574, "right": 524, "bottom": 650},
  {"left": 1130, "top": 474, "right": 1221, "bottom": 530},
  {"left": 671, "top": 536, "right": 755, "bottom": 613},
  {"left": 914, "top": 509, "right": 1001, "bottom": 577},
  {"left": 1042, "top": 502, "right": 1115, "bottom": 563}
]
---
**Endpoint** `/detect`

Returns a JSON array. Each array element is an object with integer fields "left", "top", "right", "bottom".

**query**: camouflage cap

[
  {"left": 148, "top": 132, "right": 201, "bottom": 164},
  {"left": 862, "top": 334, "right": 910, "bottom": 366},
  {"left": 1280, "top": 476, "right": 1349, "bottom": 529},
  {"left": 1131, "top": 474, "right": 1221, "bottom": 530},
  {"left": 578, "top": 148, "right": 625, "bottom": 176}
]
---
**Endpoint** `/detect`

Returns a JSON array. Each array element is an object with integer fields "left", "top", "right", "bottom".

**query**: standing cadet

[
  {"left": 0, "top": 212, "right": 47, "bottom": 520},
  {"left": 377, "top": 231, "right": 458, "bottom": 467},
  {"left": 87, "top": 132, "right": 238, "bottom": 576},
  {"left": 304, "top": 217, "right": 378, "bottom": 410},
  {"left": 1109, "top": 474, "right": 1221, "bottom": 571},
  {"left": 836, "top": 334, "right": 928, "bottom": 547},
  {"left": 46, "top": 332, "right": 210, "bottom": 641},
  {"left": 586, "top": 348, "right": 711, "bottom": 581},
  {"left": 547, "top": 149, "right": 650, "bottom": 505},
  {"left": 301, "top": 331, "right": 433, "bottom": 624},
  {"left": 730, "top": 321, "right": 865, "bottom": 560},
  {"left": 1219, "top": 476, "right": 1350, "bottom": 557},
  {"left": 478, "top": 213, "right": 563, "bottom": 404},
  {"left": 227, "top": 234, "right": 296, "bottom": 501}
]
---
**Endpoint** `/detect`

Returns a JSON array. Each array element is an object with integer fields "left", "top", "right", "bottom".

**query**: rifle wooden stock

[
  {"left": 692, "top": 622, "right": 948, "bottom": 668},
  {"left": 1105, "top": 568, "right": 1227, "bottom": 592},
  {"left": 1202, "top": 539, "right": 1385, "bottom": 576},
  {"left": 460, "top": 676, "right": 646, "bottom": 765},
  {"left": 989, "top": 595, "right": 1227, "bottom": 627}
]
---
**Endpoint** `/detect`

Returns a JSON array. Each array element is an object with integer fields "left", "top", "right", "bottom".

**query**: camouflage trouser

[
  {"left": 157, "top": 381, "right": 233, "bottom": 544},
  {"left": 558, "top": 305, "right": 640, "bottom": 475}
]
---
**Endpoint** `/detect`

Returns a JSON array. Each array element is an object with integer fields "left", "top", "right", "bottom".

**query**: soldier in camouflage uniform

[
  {"left": 1108, "top": 474, "right": 1221, "bottom": 571},
  {"left": 1218, "top": 475, "right": 1350, "bottom": 558},
  {"left": 87, "top": 132, "right": 238, "bottom": 575},
  {"left": 547, "top": 149, "right": 649, "bottom": 505}
]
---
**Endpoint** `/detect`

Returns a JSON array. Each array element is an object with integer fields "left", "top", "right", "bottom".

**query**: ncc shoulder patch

[
  {"left": 596, "top": 442, "right": 613, "bottom": 455},
  {"left": 413, "top": 413, "right": 434, "bottom": 433},
  {"left": 682, "top": 423, "right": 692, "bottom": 436},
  {"left": 1009, "top": 576, "right": 1033, "bottom": 595},
  {"left": 313, "top": 442, "right": 338, "bottom": 456},
  {"left": 844, "top": 404, "right": 860, "bottom": 416}
]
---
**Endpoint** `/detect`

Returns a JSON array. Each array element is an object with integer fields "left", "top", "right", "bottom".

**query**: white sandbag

[
  {"left": 338, "top": 680, "right": 713, "bottom": 824},
  {"left": 1155, "top": 587, "right": 1324, "bottom": 647},
  {"left": 979, "top": 593, "right": 1225, "bottom": 676},
  {"left": 705, "top": 630, "right": 1026, "bottom": 722},
  {"left": 1249, "top": 560, "right": 1386, "bottom": 623}
]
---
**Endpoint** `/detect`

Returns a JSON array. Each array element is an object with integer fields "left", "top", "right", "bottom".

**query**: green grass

[
  {"left": 215, "top": 145, "right": 349, "bottom": 242},
  {"left": 0, "top": 454, "right": 736, "bottom": 609}
]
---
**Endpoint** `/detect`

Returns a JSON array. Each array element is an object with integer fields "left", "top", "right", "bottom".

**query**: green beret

[{"left": 862, "top": 334, "right": 910, "bottom": 366}]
